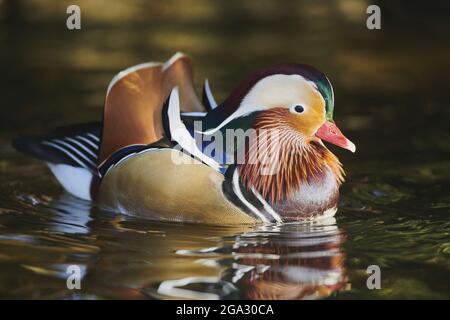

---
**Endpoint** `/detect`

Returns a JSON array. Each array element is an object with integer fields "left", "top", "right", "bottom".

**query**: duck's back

[{"left": 98, "top": 52, "right": 206, "bottom": 165}]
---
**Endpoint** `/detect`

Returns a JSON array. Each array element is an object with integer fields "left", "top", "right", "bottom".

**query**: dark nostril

[{"left": 294, "top": 105, "right": 304, "bottom": 113}]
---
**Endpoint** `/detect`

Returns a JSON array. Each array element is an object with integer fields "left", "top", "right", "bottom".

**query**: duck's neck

[
  {"left": 230, "top": 112, "right": 345, "bottom": 220},
  {"left": 239, "top": 137, "right": 343, "bottom": 197},
  {"left": 222, "top": 116, "right": 345, "bottom": 221},
  {"left": 234, "top": 141, "right": 343, "bottom": 219}
]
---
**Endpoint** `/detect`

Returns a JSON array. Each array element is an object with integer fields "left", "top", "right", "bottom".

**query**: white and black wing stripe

[
  {"left": 41, "top": 132, "right": 100, "bottom": 174},
  {"left": 13, "top": 123, "right": 102, "bottom": 173},
  {"left": 12, "top": 123, "right": 102, "bottom": 200},
  {"left": 223, "top": 166, "right": 282, "bottom": 223}
]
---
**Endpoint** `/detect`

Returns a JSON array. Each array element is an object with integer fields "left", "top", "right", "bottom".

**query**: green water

[{"left": 0, "top": 0, "right": 449, "bottom": 299}]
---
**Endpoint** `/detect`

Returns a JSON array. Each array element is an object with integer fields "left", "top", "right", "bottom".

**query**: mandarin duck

[{"left": 13, "top": 53, "right": 355, "bottom": 224}]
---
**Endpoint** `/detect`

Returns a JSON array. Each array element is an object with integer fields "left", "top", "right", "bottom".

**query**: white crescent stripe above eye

[
  {"left": 204, "top": 79, "right": 218, "bottom": 109},
  {"left": 198, "top": 74, "right": 323, "bottom": 135},
  {"left": 196, "top": 108, "right": 250, "bottom": 135},
  {"left": 167, "top": 87, "right": 221, "bottom": 172}
]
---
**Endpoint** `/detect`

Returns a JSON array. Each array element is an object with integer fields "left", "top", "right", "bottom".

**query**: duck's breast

[{"left": 272, "top": 167, "right": 340, "bottom": 220}]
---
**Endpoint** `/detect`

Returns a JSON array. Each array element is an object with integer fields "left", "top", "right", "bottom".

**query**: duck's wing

[
  {"left": 98, "top": 52, "right": 205, "bottom": 165},
  {"left": 162, "top": 88, "right": 221, "bottom": 172},
  {"left": 12, "top": 122, "right": 102, "bottom": 200}
]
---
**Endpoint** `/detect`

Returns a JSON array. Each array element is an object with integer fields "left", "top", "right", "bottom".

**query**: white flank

[{"left": 47, "top": 163, "right": 93, "bottom": 201}]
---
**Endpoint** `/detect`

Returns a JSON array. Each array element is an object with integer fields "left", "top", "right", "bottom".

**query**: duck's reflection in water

[
  {"left": 226, "top": 220, "right": 347, "bottom": 299},
  {"left": 41, "top": 194, "right": 347, "bottom": 299},
  {"left": 158, "top": 219, "right": 348, "bottom": 300}
]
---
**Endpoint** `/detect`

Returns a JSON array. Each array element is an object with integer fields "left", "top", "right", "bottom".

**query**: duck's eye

[{"left": 294, "top": 105, "right": 304, "bottom": 113}]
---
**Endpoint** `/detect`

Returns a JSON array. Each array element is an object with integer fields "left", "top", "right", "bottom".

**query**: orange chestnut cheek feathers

[{"left": 315, "top": 121, "right": 356, "bottom": 153}]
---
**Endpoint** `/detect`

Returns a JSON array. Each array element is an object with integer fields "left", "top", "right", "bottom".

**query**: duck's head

[
  {"left": 202, "top": 64, "right": 355, "bottom": 203},
  {"left": 203, "top": 64, "right": 355, "bottom": 154}
]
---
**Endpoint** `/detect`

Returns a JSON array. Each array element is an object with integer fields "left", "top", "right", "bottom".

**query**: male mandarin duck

[{"left": 13, "top": 53, "right": 355, "bottom": 225}]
